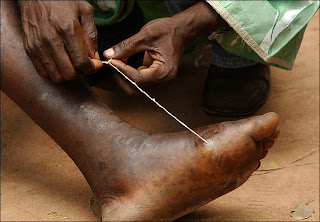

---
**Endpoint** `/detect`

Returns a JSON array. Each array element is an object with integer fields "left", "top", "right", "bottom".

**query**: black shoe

[{"left": 203, "top": 63, "right": 271, "bottom": 117}]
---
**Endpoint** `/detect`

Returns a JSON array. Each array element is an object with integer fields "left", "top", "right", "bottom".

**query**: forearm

[{"left": 171, "top": 1, "right": 227, "bottom": 44}]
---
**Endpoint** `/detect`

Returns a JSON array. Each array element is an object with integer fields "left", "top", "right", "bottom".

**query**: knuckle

[
  {"left": 132, "top": 72, "right": 143, "bottom": 83},
  {"left": 24, "top": 39, "right": 36, "bottom": 53},
  {"left": 41, "top": 59, "right": 51, "bottom": 67},
  {"left": 141, "top": 26, "right": 153, "bottom": 40},
  {"left": 50, "top": 15, "right": 69, "bottom": 33},
  {"left": 91, "top": 27, "right": 98, "bottom": 39},
  {"left": 151, "top": 40, "right": 159, "bottom": 50},
  {"left": 51, "top": 75, "right": 63, "bottom": 84},
  {"left": 56, "top": 20, "right": 75, "bottom": 34},
  {"left": 156, "top": 66, "right": 167, "bottom": 80},
  {"left": 120, "top": 39, "right": 132, "bottom": 52},
  {"left": 141, "top": 25, "right": 159, "bottom": 43},
  {"left": 74, "top": 58, "right": 92, "bottom": 72},
  {"left": 157, "top": 65, "right": 176, "bottom": 82},
  {"left": 87, "top": 28, "right": 98, "bottom": 43},
  {"left": 33, "top": 40, "right": 43, "bottom": 50},
  {"left": 82, "top": 2, "right": 94, "bottom": 15},
  {"left": 42, "top": 30, "right": 58, "bottom": 45}
]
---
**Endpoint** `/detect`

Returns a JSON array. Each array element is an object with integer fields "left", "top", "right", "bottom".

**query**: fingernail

[
  {"left": 104, "top": 48, "right": 115, "bottom": 58},
  {"left": 95, "top": 51, "right": 100, "bottom": 60}
]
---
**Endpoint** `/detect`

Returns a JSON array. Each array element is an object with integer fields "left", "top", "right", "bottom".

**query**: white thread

[{"left": 102, "top": 59, "right": 208, "bottom": 144}]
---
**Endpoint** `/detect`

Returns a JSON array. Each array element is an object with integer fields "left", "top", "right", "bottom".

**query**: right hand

[{"left": 18, "top": 1, "right": 103, "bottom": 83}]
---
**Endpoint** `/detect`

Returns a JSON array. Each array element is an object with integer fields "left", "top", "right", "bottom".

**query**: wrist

[{"left": 171, "top": 1, "right": 227, "bottom": 44}]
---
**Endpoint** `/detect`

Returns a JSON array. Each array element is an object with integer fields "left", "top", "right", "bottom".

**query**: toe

[
  {"left": 249, "top": 112, "right": 279, "bottom": 142},
  {"left": 263, "top": 140, "right": 274, "bottom": 151},
  {"left": 261, "top": 127, "right": 280, "bottom": 143},
  {"left": 256, "top": 161, "right": 261, "bottom": 170},
  {"left": 261, "top": 150, "right": 268, "bottom": 159}
]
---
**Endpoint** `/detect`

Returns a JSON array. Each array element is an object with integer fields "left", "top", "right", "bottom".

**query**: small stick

[{"left": 102, "top": 59, "right": 209, "bottom": 144}]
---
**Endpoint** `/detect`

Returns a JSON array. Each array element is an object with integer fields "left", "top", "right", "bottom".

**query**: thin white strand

[{"left": 102, "top": 59, "right": 208, "bottom": 144}]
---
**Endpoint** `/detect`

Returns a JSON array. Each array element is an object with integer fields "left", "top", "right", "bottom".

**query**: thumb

[
  {"left": 79, "top": 2, "right": 100, "bottom": 60},
  {"left": 103, "top": 32, "right": 150, "bottom": 60}
]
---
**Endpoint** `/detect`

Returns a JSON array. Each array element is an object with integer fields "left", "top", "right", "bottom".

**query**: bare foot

[
  {"left": 89, "top": 112, "right": 279, "bottom": 221},
  {"left": 1, "top": 2, "right": 279, "bottom": 221}
]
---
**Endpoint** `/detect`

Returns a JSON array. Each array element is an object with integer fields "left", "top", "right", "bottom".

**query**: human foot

[
  {"left": 88, "top": 112, "right": 279, "bottom": 221},
  {"left": 1, "top": 2, "right": 278, "bottom": 221}
]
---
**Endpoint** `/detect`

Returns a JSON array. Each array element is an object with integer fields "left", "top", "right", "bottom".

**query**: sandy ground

[{"left": 1, "top": 11, "right": 319, "bottom": 222}]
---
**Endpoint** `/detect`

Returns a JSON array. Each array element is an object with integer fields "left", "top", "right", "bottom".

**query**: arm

[{"left": 17, "top": 0, "right": 103, "bottom": 83}]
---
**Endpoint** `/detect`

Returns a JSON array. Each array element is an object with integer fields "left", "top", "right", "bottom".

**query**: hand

[
  {"left": 18, "top": 1, "right": 103, "bottom": 83},
  {"left": 104, "top": 17, "right": 186, "bottom": 94},
  {"left": 103, "top": 1, "right": 226, "bottom": 94}
]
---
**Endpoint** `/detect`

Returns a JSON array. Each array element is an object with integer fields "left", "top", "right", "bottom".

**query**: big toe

[{"left": 246, "top": 112, "right": 279, "bottom": 142}]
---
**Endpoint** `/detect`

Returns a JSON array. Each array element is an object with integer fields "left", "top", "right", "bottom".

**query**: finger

[
  {"left": 122, "top": 58, "right": 129, "bottom": 64},
  {"left": 92, "top": 59, "right": 103, "bottom": 70},
  {"left": 61, "top": 20, "right": 98, "bottom": 75},
  {"left": 263, "top": 141, "right": 274, "bottom": 151},
  {"left": 44, "top": 36, "right": 78, "bottom": 80},
  {"left": 103, "top": 32, "right": 150, "bottom": 59},
  {"left": 110, "top": 59, "right": 165, "bottom": 87},
  {"left": 30, "top": 37, "right": 64, "bottom": 83},
  {"left": 261, "top": 127, "right": 280, "bottom": 143},
  {"left": 25, "top": 34, "right": 63, "bottom": 82},
  {"left": 40, "top": 52, "right": 63, "bottom": 83},
  {"left": 27, "top": 52, "right": 49, "bottom": 79},
  {"left": 143, "top": 51, "right": 153, "bottom": 67},
  {"left": 137, "top": 66, "right": 149, "bottom": 72},
  {"left": 112, "top": 71, "right": 140, "bottom": 95},
  {"left": 79, "top": 2, "right": 99, "bottom": 60},
  {"left": 24, "top": 39, "right": 49, "bottom": 79}
]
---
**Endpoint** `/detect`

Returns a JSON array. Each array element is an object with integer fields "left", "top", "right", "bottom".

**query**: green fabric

[
  {"left": 89, "top": 0, "right": 201, "bottom": 53},
  {"left": 136, "top": 0, "right": 171, "bottom": 22},
  {"left": 89, "top": 0, "right": 170, "bottom": 26},
  {"left": 207, "top": 1, "right": 319, "bottom": 70},
  {"left": 88, "top": 0, "right": 134, "bottom": 26},
  {"left": 89, "top": 0, "right": 319, "bottom": 70}
]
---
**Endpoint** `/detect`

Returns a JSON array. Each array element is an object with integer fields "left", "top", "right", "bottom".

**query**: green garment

[
  {"left": 207, "top": 0, "right": 319, "bottom": 70},
  {"left": 87, "top": 0, "right": 135, "bottom": 25},
  {"left": 89, "top": 0, "right": 319, "bottom": 70},
  {"left": 88, "top": 0, "right": 170, "bottom": 25}
]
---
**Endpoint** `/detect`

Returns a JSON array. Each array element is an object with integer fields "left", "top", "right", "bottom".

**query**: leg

[{"left": 1, "top": 1, "right": 279, "bottom": 221}]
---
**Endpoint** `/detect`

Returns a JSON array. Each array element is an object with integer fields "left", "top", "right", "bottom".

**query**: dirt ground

[{"left": 1, "top": 11, "right": 319, "bottom": 222}]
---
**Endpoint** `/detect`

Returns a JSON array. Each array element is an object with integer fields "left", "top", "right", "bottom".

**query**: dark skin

[
  {"left": 17, "top": 0, "right": 103, "bottom": 83},
  {"left": 104, "top": 1, "right": 227, "bottom": 94},
  {"left": 18, "top": 1, "right": 226, "bottom": 90},
  {"left": 2, "top": 1, "right": 279, "bottom": 220}
]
